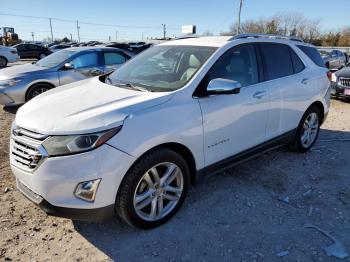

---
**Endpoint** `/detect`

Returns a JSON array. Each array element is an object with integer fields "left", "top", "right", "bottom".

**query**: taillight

[
  {"left": 327, "top": 71, "right": 332, "bottom": 82},
  {"left": 10, "top": 50, "right": 17, "bottom": 54}
]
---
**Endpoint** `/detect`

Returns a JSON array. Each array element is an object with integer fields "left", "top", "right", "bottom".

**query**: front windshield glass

[
  {"left": 107, "top": 45, "right": 217, "bottom": 92},
  {"left": 36, "top": 49, "right": 76, "bottom": 68}
]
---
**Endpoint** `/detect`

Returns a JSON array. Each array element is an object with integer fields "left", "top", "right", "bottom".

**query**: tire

[
  {"left": 38, "top": 53, "right": 46, "bottom": 59},
  {"left": 292, "top": 106, "right": 321, "bottom": 152},
  {"left": 116, "top": 148, "right": 190, "bottom": 229},
  {"left": 26, "top": 83, "right": 52, "bottom": 101},
  {"left": 0, "top": 56, "right": 8, "bottom": 67}
]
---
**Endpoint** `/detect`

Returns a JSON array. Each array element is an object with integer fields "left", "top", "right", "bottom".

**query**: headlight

[
  {"left": 0, "top": 78, "right": 22, "bottom": 88},
  {"left": 42, "top": 126, "right": 122, "bottom": 156},
  {"left": 331, "top": 73, "right": 337, "bottom": 82}
]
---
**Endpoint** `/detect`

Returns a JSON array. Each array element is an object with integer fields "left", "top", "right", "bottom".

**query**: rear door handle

[
  {"left": 253, "top": 91, "right": 267, "bottom": 99},
  {"left": 301, "top": 78, "right": 309, "bottom": 85}
]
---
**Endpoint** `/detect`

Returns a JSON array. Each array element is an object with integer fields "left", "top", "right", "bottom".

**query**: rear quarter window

[{"left": 296, "top": 45, "right": 325, "bottom": 68}]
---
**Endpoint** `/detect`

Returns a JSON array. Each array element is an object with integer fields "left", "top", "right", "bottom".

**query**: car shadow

[
  {"left": 3, "top": 105, "right": 21, "bottom": 114},
  {"left": 332, "top": 96, "right": 350, "bottom": 103},
  {"left": 72, "top": 128, "right": 350, "bottom": 261}
]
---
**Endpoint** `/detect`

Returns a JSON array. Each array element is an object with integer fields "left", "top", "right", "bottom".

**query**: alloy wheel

[
  {"left": 301, "top": 112, "right": 319, "bottom": 148},
  {"left": 31, "top": 87, "right": 49, "bottom": 98},
  {"left": 133, "top": 162, "right": 184, "bottom": 221}
]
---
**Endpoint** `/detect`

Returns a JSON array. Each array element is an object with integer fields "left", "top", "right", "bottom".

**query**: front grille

[
  {"left": 10, "top": 126, "right": 48, "bottom": 171},
  {"left": 339, "top": 77, "right": 350, "bottom": 87}
]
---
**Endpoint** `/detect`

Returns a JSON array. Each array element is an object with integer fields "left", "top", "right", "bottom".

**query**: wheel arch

[
  {"left": 309, "top": 100, "right": 325, "bottom": 123},
  {"left": 25, "top": 82, "right": 55, "bottom": 101},
  {"left": 122, "top": 142, "right": 197, "bottom": 187}
]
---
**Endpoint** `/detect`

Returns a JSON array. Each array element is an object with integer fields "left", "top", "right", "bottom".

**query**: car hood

[
  {"left": 0, "top": 63, "right": 51, "bottom": 80},
  {"left": 335, "top": 66, "right": 350, "bottom": 77},
  {"left": 15, "top": 77, "right": 173, "bottom": 135}
]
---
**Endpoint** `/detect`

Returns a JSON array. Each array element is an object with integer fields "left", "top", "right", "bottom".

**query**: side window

[
  {"left": 260, "top": 43, "right": 294, "bottom": 81},
  {"left": 18, "top": 44, "right": 28, "bottom": 50},
  {"left": 296, "top": 45, "right": 325, "bottom": 68},
  {"left": 71, "top": 52, "right": 99, "bottom": 69},
  {"left": 30, "top": 45, "right": 39, "bottom": 50},
  {"left": 103, "top": 52, "right": 126, "bottom": 65},
  {"left": 204, "top": 44, "right": 259, "bottom": 88},
  {"left": 290, "top": 48, "right": 305, "bottom": 73}
]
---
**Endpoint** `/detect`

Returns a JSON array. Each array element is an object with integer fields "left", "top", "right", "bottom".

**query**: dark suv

[{"left": 13, "top": 43, "right": 52, "bottom": 59}]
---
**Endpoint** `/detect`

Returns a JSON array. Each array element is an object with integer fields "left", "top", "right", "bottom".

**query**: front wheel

[
  {"left": 116, "top": 148, "right": 190, "bottom": 229},
  {"left": 0, "top": 56, "right": 8, "bottom": 67},
  {"left": 26, "top": 83, "right": 52, "bottom": 101},
  {"left": 292, "top": 106, "right": 321, "bottom": 152}
]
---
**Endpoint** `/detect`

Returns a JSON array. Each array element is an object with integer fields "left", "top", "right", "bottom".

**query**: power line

[{"left": 0, "top": 12, "right": 178, "bottom": 30}]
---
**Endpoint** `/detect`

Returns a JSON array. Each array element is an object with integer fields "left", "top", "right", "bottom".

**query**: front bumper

[
  {"left": 331, "top": 81, "right": 350, "bottom": 97},
  {"left": 0, "top": 81, "right": 28, "bottom": 106},
  {"left": 11, "top": 144, "right": 135, "bottom": 221}
]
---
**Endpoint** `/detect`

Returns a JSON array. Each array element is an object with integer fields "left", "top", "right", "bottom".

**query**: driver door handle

[{"left": 253, "top": 91, "right": 267, "bottom": 99}]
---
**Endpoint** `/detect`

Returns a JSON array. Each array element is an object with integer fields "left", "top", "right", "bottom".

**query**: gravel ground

[{"left": 0, "top": 74, "right": 350, "bottom": 261}]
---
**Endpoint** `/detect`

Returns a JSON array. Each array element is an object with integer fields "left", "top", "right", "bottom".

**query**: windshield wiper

[{"left": 113, "top": 82, "right": 149, "bottom": 92}]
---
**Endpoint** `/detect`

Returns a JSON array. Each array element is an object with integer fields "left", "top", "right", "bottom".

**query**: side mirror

[
  {"left": 64, "top": 63, "right": 74, "bottom": 70},
  {"left": 207, "top": 78, "right": 241, "bottom": 95}
]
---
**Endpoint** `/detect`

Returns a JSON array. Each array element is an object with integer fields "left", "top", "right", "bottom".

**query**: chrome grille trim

[
  {"left": 10, "top": 125, "right": 48, "bottom": 172},
  {"left": 339, "top": 77, "right": 350, "bottom": 88},
  {"left": 15, "top": 128, "right": 48, "bottom": 141}
]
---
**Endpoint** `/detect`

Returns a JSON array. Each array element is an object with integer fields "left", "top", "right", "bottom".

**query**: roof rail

[
  {"left": 173, "top": 35, "right": 199, "bottom": 40},
  {"left": 229, "top": 34, "right": 304, "bottom": 42}
]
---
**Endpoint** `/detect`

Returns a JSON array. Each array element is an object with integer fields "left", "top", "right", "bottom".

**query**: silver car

[
  {"left": 0, "top": 47, "right": 134, "bottom": 106},
  {"left": 321, "top": 50, "right": 347, "bottom": 70}
]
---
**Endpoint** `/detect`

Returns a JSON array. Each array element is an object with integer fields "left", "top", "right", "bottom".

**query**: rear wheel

[
  {"left": 292, "top": 106, "right": 321, "bottom": 152},
  {"left": 0, "top": 56, "right": 8, "bottom": 67},
  {"left": 26, "top": 83, "right": 52, "bottom": 101},
  {"left": 116, "top": 148, "right": 190, "bottom": 229}
]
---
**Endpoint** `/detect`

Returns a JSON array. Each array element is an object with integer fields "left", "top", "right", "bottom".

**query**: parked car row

[
  {"left": 5, "top": 34, "right": 331, "bottom": 229},
  {"left": 0, "top": 46, "right": 134, "bottom": 105}
]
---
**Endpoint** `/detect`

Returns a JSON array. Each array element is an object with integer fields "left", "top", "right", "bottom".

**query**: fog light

[{"left": 74, "top": 179, "right": 101, "bottom": 202}]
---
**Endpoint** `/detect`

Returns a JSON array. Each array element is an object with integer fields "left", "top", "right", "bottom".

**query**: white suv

[{"left": 10, "top": 34, "right": 331, "bottom": 228}]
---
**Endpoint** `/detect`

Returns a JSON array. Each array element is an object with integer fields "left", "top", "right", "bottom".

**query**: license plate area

[{"left": 344, "top": 89, "right": 350, "bottom": 96}]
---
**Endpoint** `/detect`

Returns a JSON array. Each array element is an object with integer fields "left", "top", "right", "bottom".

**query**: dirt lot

[{"left": 1, "top": 94, "right": 350, "bottom": 261}]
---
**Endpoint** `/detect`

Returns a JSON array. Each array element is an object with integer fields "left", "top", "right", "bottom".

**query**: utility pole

[
  {"left": 76, "top": 20, "right": 80, "bottom": 43},
  {"left": 49, "top": 18, "right": 53, "bottom": 42},
  {"left": 142, "top": 32, "right": 144, "bottom": 40},
  {"left": 70, "top": 33, "right": 73, "bottom": 41},
  {"left": 162, "top": 24, "right": 166, "bottom": 39},
  {"left": 31, "top": 32, "right": 34, "bottom": 42},
  {"left": 115, "top": 31, "right": 118, "bottom": 41},
  {"left": 237, "top": 0, "right": 244, "bottom": 35}
]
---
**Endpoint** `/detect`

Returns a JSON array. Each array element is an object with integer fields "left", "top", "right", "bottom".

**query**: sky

[{"left": 1, "top": 0, "right": 350, "bottom": 42}]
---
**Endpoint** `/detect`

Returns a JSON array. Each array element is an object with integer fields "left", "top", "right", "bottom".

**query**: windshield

[
  {"left": 107, "top": 45, "right": 217, "bottom": 92},
  {"left": 36, "top": 49, "right": 76, "bottom": 68}
]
